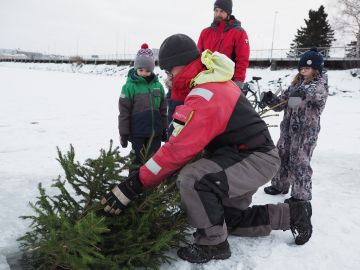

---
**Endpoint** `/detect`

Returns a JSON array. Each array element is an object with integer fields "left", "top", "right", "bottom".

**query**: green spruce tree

[
  {"left": 345, "top": 40, "right": 359, "bottom": 58},
  {"left": 18, "top": 141, "right": 190, "bottom": 270},
  {"left": 288, "top": 5, "right": 335, "bottom": 57}
]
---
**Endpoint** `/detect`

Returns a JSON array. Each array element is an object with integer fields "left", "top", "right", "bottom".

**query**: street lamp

[
  {"left": 116, "top": 32, "right": 119, "bottom": 59},
  {"left": 270, "top": 11, "right": 278, "bottom": 62}
]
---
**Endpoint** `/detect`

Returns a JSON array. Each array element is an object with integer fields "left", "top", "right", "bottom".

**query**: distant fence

[
  {"left": 0, "top": 53, "right": 137, "bottom": 63},
  {"left": 1, "top": 46, "right": 360, "bottom": 69},
  {"left": 250, "top": 46, "right": 360, "bottom": 60}
]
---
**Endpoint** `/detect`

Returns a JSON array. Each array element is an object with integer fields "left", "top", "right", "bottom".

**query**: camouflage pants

[{"left": 271, "top": 136, "right": 317, "bottom": 201}]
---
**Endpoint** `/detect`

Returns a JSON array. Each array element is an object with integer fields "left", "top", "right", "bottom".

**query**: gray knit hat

[
  {"left": 158, "top": 34, "right": 200, "bottom": 71},
  {"left": 214, "top": 0, "right": 232, "bottom": 14},
  {"left": 134, "top": 43, "right": 155, "bottom": 72}
]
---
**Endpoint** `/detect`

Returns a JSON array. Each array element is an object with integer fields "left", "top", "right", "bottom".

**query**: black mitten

[
  {"left": 120, "top": 135, "right": 129, "bottom": 148},
  {"left": 259, "top": 91, "right": 274, "bottom": 109}
]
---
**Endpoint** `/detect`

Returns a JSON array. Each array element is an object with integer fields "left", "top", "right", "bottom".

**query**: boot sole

[
  {"left": 211, "top": 251, "right": 231, "bottom": 261},
  {"left": 177, "top": 250, "right": 231, "bottom": 264},
  {"left": 295, "top": 228, "right": 313, "bottom": 245},
  {"left": 264, "top": 189, "right": 289, "bottom": 195}
]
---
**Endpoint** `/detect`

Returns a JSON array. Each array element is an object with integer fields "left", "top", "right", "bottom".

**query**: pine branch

[{"left": 18, "top": 141, "right": 190, "bottom": 269}]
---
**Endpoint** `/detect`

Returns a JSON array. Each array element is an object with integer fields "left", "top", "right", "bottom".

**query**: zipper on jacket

[
  {"left": 217, "top": 32, "right": 224, "bottom": 51},
  {"left": 148, "top": 86, "right": 155, "bottom": 138}
]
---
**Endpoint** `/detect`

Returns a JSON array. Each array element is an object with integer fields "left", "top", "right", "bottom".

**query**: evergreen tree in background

[
  {"left": 345, "top": 40, "right": 359, "bottom": 58},
  {"left": 288, "top": 5, "right": 335, "bottom": 57},
  {"left": 18, "top": 141, "right": 190, "bottom": 270},
  {"left": 331, "top": 0, "right": 360, "bottom": 58}
]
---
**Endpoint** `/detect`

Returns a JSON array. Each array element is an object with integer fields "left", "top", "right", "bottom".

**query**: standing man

[
  {"left": 198, "top": 0, "right": 250, "bottom": 93},
  {"left": 102, "top": 34, "right": 313, "bottom": 264}
]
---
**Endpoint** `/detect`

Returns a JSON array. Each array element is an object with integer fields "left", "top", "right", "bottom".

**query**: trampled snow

[{"left": 0, "top": 62, "right": 359, "bottom": 270}]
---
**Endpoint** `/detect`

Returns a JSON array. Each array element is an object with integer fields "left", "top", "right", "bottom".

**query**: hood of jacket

[
  {"left": 126, "top": 68, "right": 157, "bottom": 84},
  {"left": 171, "top": 49, "right": 235, "bottom": 102},
  {"left": 210, "top": 15, "right": 242, "bottom": 32}
]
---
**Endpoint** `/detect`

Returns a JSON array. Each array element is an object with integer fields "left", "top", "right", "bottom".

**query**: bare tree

[{"left": 331, "top": 0, "right": 360, "bottom": 57}]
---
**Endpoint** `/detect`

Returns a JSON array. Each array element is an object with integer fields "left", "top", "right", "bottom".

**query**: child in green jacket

[{"left": 118, "top": 43, "right": 167, "bottom": 170}]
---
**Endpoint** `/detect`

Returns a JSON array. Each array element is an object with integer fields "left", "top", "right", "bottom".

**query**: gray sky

[{"left": 0, "top": 0, "right": 336, "bottom": 56}]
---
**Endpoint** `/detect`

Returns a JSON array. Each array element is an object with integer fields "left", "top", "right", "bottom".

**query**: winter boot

[
  {"left": 284, "top": 196, "right": 304, "bottom": 203},
  {"left": 177, "top": 240, "right": 231, "bottom": 263},
  {"left": 288, "top": 201, "right": 312, "bottom": 245},
  {"left": 285, "top": 197, "right": 312, "bottom": 221},
  {"left": 264, "top": 186, "right": 288, "bottom": 195}
]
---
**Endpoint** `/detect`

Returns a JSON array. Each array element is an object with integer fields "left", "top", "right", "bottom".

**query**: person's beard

[{"left": 213, "top": 16, "right": 223, "bottom": 24}]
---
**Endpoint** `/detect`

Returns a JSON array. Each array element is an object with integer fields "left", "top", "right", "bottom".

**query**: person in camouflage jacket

[
  {"left": 118, "top": 44, "right": 167, "bottom": 169},
  {"left": 262, "top": 48, "right": 328, "bottom": 201}
]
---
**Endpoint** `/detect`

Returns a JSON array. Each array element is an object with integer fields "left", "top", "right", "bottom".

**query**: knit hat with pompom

[{"left": 134, "top": 43, "right": 155, "bottom": 72}]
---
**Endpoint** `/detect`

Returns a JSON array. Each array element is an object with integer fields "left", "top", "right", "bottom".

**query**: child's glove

[
  {"left": 290, "top": 90, "right": 306, "bottom": 99},
  {"left": 259, "top": 91, "right": 274, "bottom": 109},
  {"left": 120, "top": 135, "right": 128, "bottom": 148},
  {"left": 288, "top": 90, "right": 306, "bottom": 109},
  {"left": 101, "top": 170, "right": 143, "bottom": 215}
]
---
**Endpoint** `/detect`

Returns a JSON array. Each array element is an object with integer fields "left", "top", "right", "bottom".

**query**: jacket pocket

[{"left": 171, "top": 105, "right": 194, "bottom": 137}]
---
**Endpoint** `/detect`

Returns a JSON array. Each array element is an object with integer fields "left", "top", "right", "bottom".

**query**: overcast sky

[{"left": 1, "top": 0, "right": 340, "bottom": 56}]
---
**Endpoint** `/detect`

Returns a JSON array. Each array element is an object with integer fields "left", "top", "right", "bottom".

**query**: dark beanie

[
  {"left": 214, "top": 0, "right": 233, "bottom": 15},
  {"left": 134, "top": 43, "right": 155, "bottom": 72},
  {"left": 158, "top": 34, "right": 200, "bottom": 71},
  {"left": 298, "top": 48, "right": 324, "bottom": 73}
]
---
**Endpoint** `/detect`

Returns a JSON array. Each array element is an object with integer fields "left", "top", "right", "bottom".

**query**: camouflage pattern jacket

[{"left": 268, "top": 73, "right": 329, "bottom": 147}]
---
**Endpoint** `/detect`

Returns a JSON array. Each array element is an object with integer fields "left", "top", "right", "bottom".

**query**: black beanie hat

[
  {"left": 158, "top": 34, "right": 200, "bottom": 71},
  {"left": 214, "top": 0, "right": 233, "bottom": 15},
  {"left": 298, "top": 48, "right": 324, "bottom": 73}
]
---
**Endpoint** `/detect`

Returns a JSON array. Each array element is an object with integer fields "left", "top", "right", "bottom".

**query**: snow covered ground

[{"left": 0, "top": 62, "right": 359, "bottom": 270}]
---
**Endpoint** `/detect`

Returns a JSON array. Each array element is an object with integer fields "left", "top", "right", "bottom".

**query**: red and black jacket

[
  {"left": 197, "top": 16, "right": 250, "bottom": 82},
  {"left": 139, "top": 63, "right": 274, "bottom": 188}
]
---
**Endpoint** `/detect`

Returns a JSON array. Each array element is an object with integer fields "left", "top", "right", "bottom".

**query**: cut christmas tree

[{"left": 17, "top": 141, "right": 190, "bottom": 270}]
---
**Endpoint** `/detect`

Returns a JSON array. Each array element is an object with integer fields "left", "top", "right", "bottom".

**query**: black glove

[
  {"left": 259, "top": 91, "right": 274, "bottom": 109},
  {"left": 240, "top": 83, "right": 250, "bottom": 97},
  {"left": 161, "top": 129, "right": 168, "bottom": 142},
  {"left": 120, "top": 135, "right": 128, "bottom": 148},
  {"left": 290, "top": 90, "right": 306, "bottom": 99},
  {"left": 101, "top": 170, "right": 143, "bottom": 215},
  {"left": 234, "top": 80, "right": 248, "bottom": 96}
]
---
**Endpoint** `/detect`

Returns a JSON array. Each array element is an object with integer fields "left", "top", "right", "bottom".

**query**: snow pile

[
  {"left": 0, "top": 64, "right": 359, "bottom": 270},
  {"left": 0, "top": 62, "right": 132, "bottom": 77}
]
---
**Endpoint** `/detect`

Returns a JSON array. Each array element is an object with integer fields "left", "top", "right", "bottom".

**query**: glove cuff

[
  {"left": 125, "top": 171, "right": 144, "bottom": 195},
  {"left": 114, "top": 171, "right": 144, "bottom": 204},
  {"left": 111, "top": 185, "right": 132, "bottom": 207}
]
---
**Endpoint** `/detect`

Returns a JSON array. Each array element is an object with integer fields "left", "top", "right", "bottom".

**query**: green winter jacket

[{"left": 118, "top": 68, "right": 167, "bottom": 137}]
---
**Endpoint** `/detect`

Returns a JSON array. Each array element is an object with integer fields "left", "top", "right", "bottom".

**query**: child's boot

[{"left": 288, "top": 201, "right": 312, "bottom": 245}]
